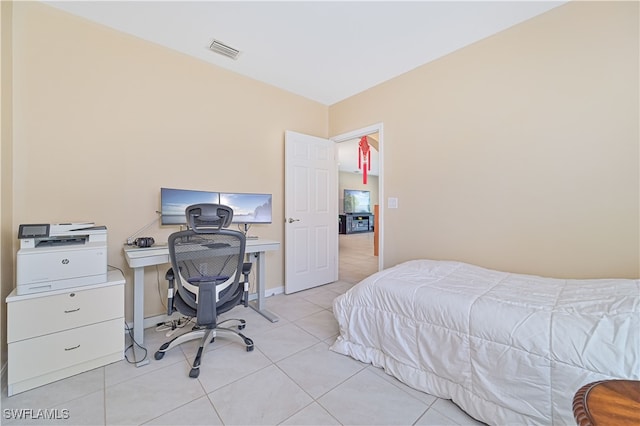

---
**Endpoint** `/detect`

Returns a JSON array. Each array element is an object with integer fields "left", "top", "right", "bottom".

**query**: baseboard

[{"left": 263, "top": 285, "right": 284, "bottom": 298}]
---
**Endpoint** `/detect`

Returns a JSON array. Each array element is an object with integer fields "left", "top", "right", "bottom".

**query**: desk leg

[
  {"left": 248, "top": 251, "right": 279, "bottom": 323},
  {"left": 132, "top": 266, "right": 150, "bottom": 367}
]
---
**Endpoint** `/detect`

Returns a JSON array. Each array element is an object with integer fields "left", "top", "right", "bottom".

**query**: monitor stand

[{"left": 243, "top": 223, "right": 259, "bottom": 240}]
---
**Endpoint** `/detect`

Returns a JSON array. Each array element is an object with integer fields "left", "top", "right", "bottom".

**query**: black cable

[
  {"left": 123, "top": 321, "right": 148, "bottom": 364},
  {"left": 107, "top": 266, "right": 147, "bottom": 362},
  {"left": 108, "top": 264, "right": 125, "bottom": 276}
]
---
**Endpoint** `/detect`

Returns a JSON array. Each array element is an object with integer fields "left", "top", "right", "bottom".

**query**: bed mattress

[{"left": 330, "top": 260, "right": 639, "bottom": 425}]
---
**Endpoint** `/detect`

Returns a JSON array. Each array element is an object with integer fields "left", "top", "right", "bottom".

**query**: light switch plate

[{"left": 388, "top": 197, "right": 398, "bottom": 209}]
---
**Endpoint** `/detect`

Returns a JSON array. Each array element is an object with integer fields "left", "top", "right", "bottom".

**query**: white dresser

[{"left": 6, "top": 269, "right": 125, "bottom": 396}]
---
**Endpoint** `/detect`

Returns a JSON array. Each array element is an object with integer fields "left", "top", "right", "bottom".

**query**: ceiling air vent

[{"left": 209, "top": 39, "right": 240, "bottom": 60}]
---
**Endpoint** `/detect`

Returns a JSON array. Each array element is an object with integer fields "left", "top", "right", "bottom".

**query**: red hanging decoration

[{"left": 358, "top": 136, "right": 371, "bottom": 184}]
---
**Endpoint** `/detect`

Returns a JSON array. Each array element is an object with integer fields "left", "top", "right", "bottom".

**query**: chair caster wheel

[
  {"left": 238, "top": 324, "right": 246, "bottom": 330},
  {"left": 243, "top": 336, "right": 254, "bottom": 351},
  {"left": 189, "top": 368, "right": 200, "bottom": 378},
  {"left": 154, "top": 351, "right": 165, "bottom": 360}
]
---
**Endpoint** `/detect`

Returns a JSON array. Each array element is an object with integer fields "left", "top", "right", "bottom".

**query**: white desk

[{"left": 123, "top": 239, "right": 280, "bottom": 366}]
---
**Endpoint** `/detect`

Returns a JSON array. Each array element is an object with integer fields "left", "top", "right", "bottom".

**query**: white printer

[{"left": 16, "top": 223, "right": 108, "bottom": 295}]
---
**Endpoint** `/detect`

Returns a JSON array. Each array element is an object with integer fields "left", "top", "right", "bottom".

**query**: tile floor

[{"left": 1, "top": 233, "right": 484, "bottom": 425}]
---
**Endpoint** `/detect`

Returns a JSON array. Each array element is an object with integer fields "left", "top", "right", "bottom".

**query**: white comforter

[{"left": 330, "top": 260, "right": 639, "bottom": 425}]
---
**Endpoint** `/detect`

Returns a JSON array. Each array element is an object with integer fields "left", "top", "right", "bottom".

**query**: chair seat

[{"left": 174, "top": 293, "right": 197, "bottom": 318}]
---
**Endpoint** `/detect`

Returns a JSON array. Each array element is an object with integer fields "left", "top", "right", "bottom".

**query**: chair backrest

[{"left": 168, "top": 205, "right": 246, "bottom": 325}]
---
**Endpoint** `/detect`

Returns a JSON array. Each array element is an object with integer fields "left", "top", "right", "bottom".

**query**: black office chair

[{"left": 154, "top": 204, "right": 253, "bottom": 378}]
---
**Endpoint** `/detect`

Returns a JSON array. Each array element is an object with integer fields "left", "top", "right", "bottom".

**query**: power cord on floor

[
  {"left": 123, "top": 322, "right": 148, "bottom": 364},
  {"left": 156, "top": 316, "right": 194, "bottom": 337}
]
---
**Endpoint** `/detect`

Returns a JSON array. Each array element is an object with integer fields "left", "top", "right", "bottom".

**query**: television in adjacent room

[
  {"left": 344, "top": 189, "right": 371, "bottom": 214},
  {"left": 160, "top": 187, "right": 220, "bottom": 225},
  {"left": 219, "top": 192, "right": 273, "bottom": 224}
]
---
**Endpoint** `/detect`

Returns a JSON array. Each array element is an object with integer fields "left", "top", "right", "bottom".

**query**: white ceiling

[{"left": 43, "top": 1, "right": 565, "bottom": 106}]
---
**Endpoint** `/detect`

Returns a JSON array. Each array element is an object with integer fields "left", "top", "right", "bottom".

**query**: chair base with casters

[
  {"left": 155, "top": 259, "right": 254, "bottom": 378},
  {"left": 154, "top": 318, "right": 254, "bottom": 378}
]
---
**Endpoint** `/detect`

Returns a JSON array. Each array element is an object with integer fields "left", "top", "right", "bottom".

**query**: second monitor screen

[{"left": 220, "top": 193, "right": 272, "bottom": 224}]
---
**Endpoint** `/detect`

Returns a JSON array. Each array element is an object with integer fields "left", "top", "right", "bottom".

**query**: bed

[{"left": 330, "top": 259, "right": 639, "bottom": 425}]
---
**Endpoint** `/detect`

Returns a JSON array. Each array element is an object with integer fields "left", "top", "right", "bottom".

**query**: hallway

[{"left": 338, "top": 232, "right": 378, "bottom": 284}]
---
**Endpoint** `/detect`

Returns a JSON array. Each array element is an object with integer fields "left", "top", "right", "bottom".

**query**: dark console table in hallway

[{"left": 339, "top": 213, "right": 374, "bottom": 234}]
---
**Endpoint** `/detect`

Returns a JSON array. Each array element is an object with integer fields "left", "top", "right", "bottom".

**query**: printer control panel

[{"left": 18, "top": 224, "right": 50, "bottom": 239}]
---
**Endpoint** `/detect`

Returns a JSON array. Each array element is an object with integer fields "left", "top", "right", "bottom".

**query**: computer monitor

[
  {"left": 160, "top": 187, "right": 220, "bottom": 225},
  {"left": 219, "top": 192, "right": 273, "bottom": 225}
]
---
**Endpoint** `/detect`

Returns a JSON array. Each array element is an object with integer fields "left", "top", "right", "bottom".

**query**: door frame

[{"left": 331, "top": 123, "right": 384, "bottom": 273}]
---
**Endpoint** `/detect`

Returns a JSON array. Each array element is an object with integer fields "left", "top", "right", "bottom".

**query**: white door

[{"left": 284, "top": 131, "right": 338, "bottom": 293}]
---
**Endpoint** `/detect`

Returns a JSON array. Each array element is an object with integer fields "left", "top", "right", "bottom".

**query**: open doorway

[{"left": 332, "top": 124, "right": 384, "bottom": 284}]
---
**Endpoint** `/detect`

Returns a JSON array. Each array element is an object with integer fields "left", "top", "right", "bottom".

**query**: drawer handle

[
  {"left": 64, "top": 308, "right": 80, "bottom": 313},
  {"left": 65, "top": 345, "right": 80, "bottom": 351}
]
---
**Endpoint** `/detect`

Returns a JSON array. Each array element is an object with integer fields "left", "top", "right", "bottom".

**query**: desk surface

[
  {"left": 124, "top": 239, "right": 280, "bottom": 268},
  {"left": 573, "top": 380, "right": 640, "bottom": 426}
]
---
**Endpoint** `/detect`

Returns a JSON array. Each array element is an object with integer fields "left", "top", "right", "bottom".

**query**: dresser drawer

[
  {"left": 8, "top": 283, "right": 123, "bottom": 343},
  {"left": 8, "top": 318, "right": 123, "bottom": 384}
]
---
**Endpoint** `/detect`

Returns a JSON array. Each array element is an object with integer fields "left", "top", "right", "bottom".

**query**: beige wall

[
  {"left": 1, "top": 0, "right": 14, "bottom": 372},
  {"left": 330, "top": 1, "right": 639, "bottom": 279},
  {"left": 7, "top": 2, "right": 328, "bottom": 324}
]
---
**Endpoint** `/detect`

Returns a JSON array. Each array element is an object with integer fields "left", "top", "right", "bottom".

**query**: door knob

[{"left": 287, "top": 218, "right": 300, "bottom": 223}]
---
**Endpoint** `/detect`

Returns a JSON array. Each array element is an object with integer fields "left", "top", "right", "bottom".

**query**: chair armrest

[
  {"left": 165, "top": 268, "right": 175, "bottom": 281},
  {"left": 242, "top": 262, "right": 252, "bottom": 307},
  {"left": 242, "top": 262, "right": 252, "bottom": 275},
  {"left": 165, "top": 268, "right": 175, "bottom": 316}
]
